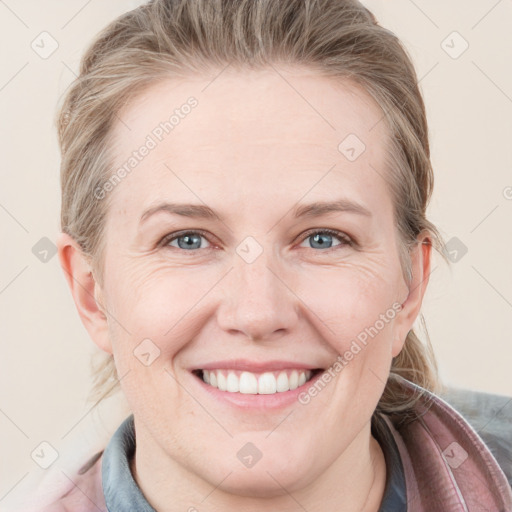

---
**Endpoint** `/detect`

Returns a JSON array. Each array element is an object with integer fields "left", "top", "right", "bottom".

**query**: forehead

[
  {"left": 107, "top": 67, "right": 391, "bottom": 213},
  {"left": 112, "top": 67, "right": 386, "bottom": 150}
]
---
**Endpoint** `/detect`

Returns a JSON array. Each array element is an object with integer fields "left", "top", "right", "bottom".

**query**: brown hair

[{"left": 55, "top": 0, "right": 449, "bottom": 414}]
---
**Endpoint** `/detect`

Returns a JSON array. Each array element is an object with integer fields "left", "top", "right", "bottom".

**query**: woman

[{"left": 39, "top": 0, "right": 512, "bottom": 510}]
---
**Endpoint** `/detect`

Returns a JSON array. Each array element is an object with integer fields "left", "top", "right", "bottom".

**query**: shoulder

[
  {"left": 46, "top": 450, "right": 106, "bottom": 512},
  {"left": 14, "top": 450, "right": 107, "bottom": 512},
  {"left": 439, "top": 385, "right": 512, "bottom": 487}
]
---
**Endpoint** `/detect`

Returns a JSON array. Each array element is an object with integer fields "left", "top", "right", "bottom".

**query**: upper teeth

[{"left": 202, "top": 369, "right": 314, "bottom": 394}]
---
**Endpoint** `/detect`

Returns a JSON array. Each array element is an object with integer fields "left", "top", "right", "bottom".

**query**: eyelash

[{"left": 158, "top": 228, "right": 354, "bottom": 253}]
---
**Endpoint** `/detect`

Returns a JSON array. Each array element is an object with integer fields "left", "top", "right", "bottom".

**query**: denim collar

[
  {"left": 101, "top": 413, "right": 406, "bottom": 511},
  {"left": 101, "top": 414, "right": 156, "bottom": 511}
]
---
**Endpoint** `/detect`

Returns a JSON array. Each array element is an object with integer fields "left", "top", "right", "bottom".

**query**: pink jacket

[{"left": 21, "top": 378, "right": 512, "bottom": 511}]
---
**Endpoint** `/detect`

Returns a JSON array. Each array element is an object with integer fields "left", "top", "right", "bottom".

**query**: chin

[
  {"left": 213, "top": 470, "right": 305, "bottom": 498},
  {"left": 197, "top": 454, "right": 314, "bottom": 498}
]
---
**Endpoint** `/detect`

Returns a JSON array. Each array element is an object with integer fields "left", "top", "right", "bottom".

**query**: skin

[{"left": 57, "top": 66, "right": 431, "bottom": 511}]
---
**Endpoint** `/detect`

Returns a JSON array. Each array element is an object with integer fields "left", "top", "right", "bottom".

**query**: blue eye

[
  {"left": 163, "top": 231, "right": 211, "bottom": 251},
  {"left": 299, "top": 229, "right": 352, "bottom": 250}
]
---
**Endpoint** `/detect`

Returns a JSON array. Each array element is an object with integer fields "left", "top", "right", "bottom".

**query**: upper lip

[{"left": 191, "top": 359, "right": 323, "bottom": 373}]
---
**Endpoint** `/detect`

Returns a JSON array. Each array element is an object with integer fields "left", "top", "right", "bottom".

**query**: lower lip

[{"left": 190, "top": 370, "right": 325, "bottom": 410}]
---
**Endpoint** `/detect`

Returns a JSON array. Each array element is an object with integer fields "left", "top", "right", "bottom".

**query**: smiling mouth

[{"left": 192, "top": 368, "right": 324, "bottom": 394}]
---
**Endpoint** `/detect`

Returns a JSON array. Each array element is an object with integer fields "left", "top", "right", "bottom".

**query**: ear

[
  {"left": 391, "top": 231, "right": 432, "bottom": 357},
  {"left": 56, "top": 232, "right": 112, "bottom": 354}
]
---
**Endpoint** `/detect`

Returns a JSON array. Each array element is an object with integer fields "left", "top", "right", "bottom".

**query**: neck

[{"left": 130, "top": 420, "right": 387, "bottom": 512}]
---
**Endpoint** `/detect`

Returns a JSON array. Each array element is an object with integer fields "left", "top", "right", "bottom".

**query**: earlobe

[
  {"left": 56, "top": 232, "right": 112, "bottom": 354},
  {"left": 392, "top": 232, "right": 432, "bottom": 357}
]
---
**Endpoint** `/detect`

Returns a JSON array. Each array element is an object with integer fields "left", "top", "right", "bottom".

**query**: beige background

[{"left": 1, "top": 0, "right": 511, "bottom": 508}]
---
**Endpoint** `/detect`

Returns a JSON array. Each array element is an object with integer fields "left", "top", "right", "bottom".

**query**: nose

[{"left": 216, "top": 249, "right": 298, "bottom": 342}]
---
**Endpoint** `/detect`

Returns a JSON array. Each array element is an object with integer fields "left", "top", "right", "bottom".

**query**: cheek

[
  {"left": 297, "top": 261, "right": 401, "bottom": 343},
  {"left": 101, "top": 264, "right": 168, "bottom": 365},
  {"left": 297, "top": 269, "right": 399, "bottom": 426},
  {"left": 105, "top": 256, "right": 199, "bottom": 330},
  {"left": 103, "top": 260, "right": 219, "bottom": 382}
]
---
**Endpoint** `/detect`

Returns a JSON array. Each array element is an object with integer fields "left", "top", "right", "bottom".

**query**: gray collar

[{"left": 102, "top": 414, "right": 156, "bottom": 511}]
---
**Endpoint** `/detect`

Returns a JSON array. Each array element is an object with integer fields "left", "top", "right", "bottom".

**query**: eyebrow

[
  {"left": 140, "top": 203, "right": 221, "bottom": 224},
  {"left": 139, "top": 198, "right": 372, "bottom": 224},
  {"left": 293, "top": 199, "right": 372, "bottom": 219}
]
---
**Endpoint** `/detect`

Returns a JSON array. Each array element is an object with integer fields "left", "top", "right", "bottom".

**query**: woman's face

[{"left": 88, "top": 68, "right": 428, "bottom": 496}]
